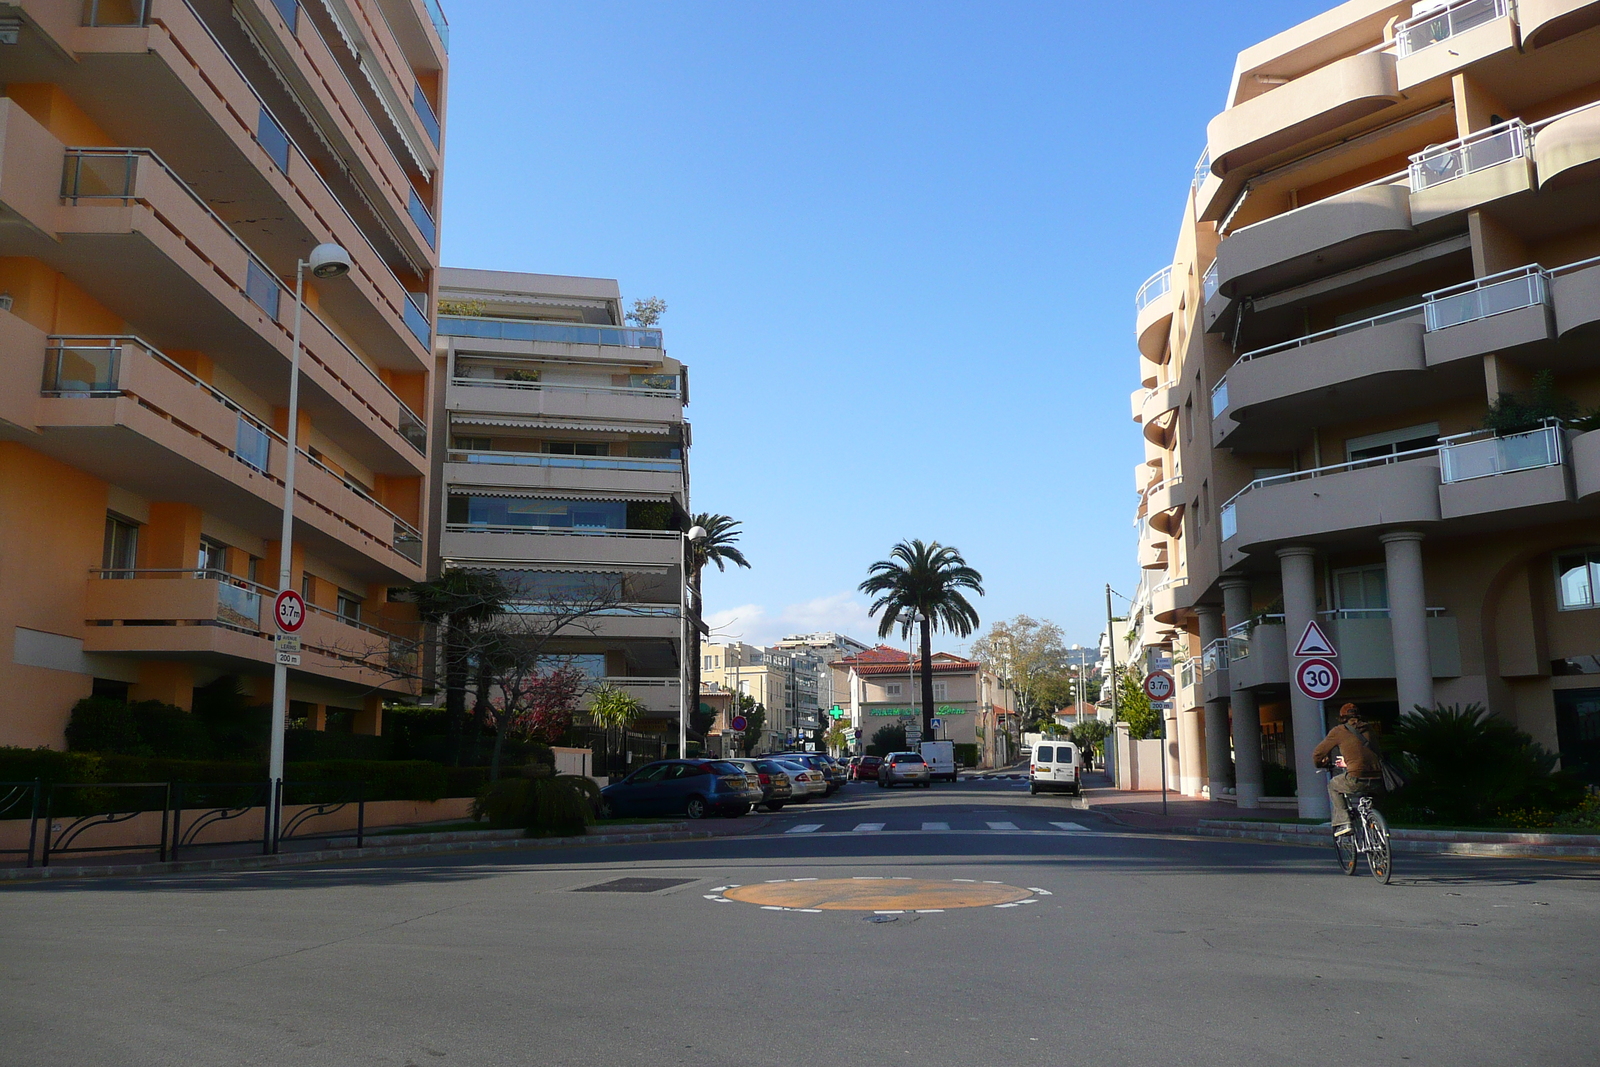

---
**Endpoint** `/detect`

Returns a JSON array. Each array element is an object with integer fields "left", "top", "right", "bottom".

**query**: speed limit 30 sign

[{"left": 1294, "top": 657, "right": 1341, "bottom": 701}]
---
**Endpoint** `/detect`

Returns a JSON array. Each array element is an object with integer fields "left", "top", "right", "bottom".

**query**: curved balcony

[
  {"left": 1141, "top": 382, "right": 1179, "bottom": 445},
  {"left": 1135, "top": 266, "right": 1175, "bottom": 361},
  {"left": 1394, "top": 0, "right": 1517, "bottom": 92},
  {"left": 1573, "top": 428, "right": 1600, "bottom": 500},
  {"left": 1215, "top": 182, "right": 1413, "bottom": 299},
  {"left": 1550, "top": 258, "right": 1600, "bottom": 340},
  {"left": 1146, "top": 474, "right": 1186, "bottom": 536},
  {"left": 1131, "top": 386, "right": 1150, "bottom": 423},
  {"left": 1206, "top": 50, "right": 1401, "bottom": 178},
  {"left": 1220, "top": 452, "right": 1441, "bottom": 559},
  {"left": 1535, "top": 105, "right": 1600, "bottom": 190},
  {"left": 1150, "top": 577, "right": 1189, "bottom": 626},
  {"left": 1519, "top": 0, "right": 1600, "bottom": 47},
  {"left": 1138, "top": 535, "right": 1169, "bottom": 571},
  {"left": 1221, "top": 316, "right": 1427, "bottom": 450}
]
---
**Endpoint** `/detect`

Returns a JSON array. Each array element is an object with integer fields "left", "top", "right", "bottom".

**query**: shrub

[
  {"left": 472, "top": 778, "right": 531, "bottom": 828},
  {"left": 191, "top": 677, "right": 268, "bottom": 760},
  {"left": 1555, "top": 788, "right": 1600, "bottom": 830},
  {"left": 1261, "top": 761, "right": 1297, "bottom": 798},
  {"left": 64, "top": 698, "right": 143, "bottom": 754},
  {"left": 1387, "top": 703, "right": 1584, "bottom": 826},
  {"left": 531, "top": 776, "right": 596, "bottom": 834},
  {"left": 952, "top": 743, "right": 978, "bottom": 767},
  {"left": 866, "top": 724, "right": 906, "bottom": 757},
  {"left": 131, "top": 701, "right": 213, "bottom": 760}
]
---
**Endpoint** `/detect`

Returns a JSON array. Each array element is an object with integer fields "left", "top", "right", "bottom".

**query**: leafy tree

[
  {"left": 685, "top": 513, "right": 752, "bottom": 729},
  {"left": 859, "top": 540, "right": 984, "bottom": 740},
  {"left": 1114, "top": 668, "right": 1161, "bottom": 740},
  {"left": 971, "top": 615, "right": 1068, "bottom": 733},
  {"left": 737, "top": 696, "right": 766, "bottom": 756},
  {"left": 588, "top": 684, "right": 645, "bottom": 778},
  {"left": 626, "top": 296, "right": 667, "bottom": 327},
  {"left": 403, "top": 571, "right": 509, "bottom": 764},
  {"left": 482, "top": 662, "right": 586, "bottom": 781},
  {"left": 1070, "top": 719, "right": 1111, "bottom": 764},
  {"left": 866, "top": 723, "right": 907, "bottom": 757},
  {"left": 824, "top": 721, "right": 850, "bottom": 754}
]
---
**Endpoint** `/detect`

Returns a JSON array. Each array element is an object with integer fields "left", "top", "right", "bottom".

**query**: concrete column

[
  {"left": 1196, "top": 604, "right": 1231, "bottom": 800},
  {"left": 1220, "top": 577, "right": 1262, "bottom": 808},
  {"left": 1382, "top": 530, "right": 1435, "bottom": 717},
  {"left": 1278, "top": 546, "right": 1331, "bottom": 820},
  {"left": 1178, "top": 708, "right": 1203, "bottom": 795}
]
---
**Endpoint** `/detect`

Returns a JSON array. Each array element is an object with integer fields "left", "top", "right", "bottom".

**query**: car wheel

[
  {"left": 685, "top": 796, "right": 707, "bottom": 820},
  {"left": 1029, "top": 784, "right": 1038, "bottom": 795},
  {"left": 770, "top": 801, "right": 785, "bottom": 811},
  {"left": 599, "top": 799, "right": 615, "bottom": 819}
]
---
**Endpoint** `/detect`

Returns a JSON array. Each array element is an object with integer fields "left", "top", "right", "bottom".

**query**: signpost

[
  {"left": 1294, "top": 657, "right": 1341, "bottom": 701},
  {"left": 929, "top": 717, "right": 942, "bottom": 732}
]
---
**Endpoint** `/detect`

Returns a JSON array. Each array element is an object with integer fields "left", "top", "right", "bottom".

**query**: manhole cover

[
  {"left": 864, "top": 914, "right": 899, "bottom": 923},
  {"left": 573, "top": 877, "right": 695, "bottom": 894}
]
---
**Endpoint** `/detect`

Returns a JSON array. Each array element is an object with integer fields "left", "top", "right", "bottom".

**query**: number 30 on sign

[{"left": 1295, "top": 657, "right": 1341, "bottom": 701}]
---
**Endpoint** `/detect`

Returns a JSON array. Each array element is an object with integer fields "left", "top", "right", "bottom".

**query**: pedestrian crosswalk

[{"left": 779, "top": 817, "right": 1097, "bottom": 835}]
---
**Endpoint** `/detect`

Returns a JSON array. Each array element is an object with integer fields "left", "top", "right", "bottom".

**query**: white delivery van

[
  {"left": 919, "top": 740, "right": 957, "bottom": 783},
  {"left": 1029, "top": 740, "right": 1082, "bottom": 795}
]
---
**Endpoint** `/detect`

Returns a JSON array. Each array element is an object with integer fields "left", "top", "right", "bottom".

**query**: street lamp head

[
  {"left": 686, "top": 525, "right": 708, "bottom": 543},
  {"left": 306, "top": 243, "right": 352, "bottom": 279}
]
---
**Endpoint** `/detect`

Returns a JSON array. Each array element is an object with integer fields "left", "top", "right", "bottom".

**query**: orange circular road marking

[{"left": 722, "top": 878, "right": 1031, "bottom": 911}]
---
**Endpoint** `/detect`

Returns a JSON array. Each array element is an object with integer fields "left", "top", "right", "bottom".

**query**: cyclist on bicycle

[{"left": 1313, "top": 702, "right": 1385, "bottom": 837}]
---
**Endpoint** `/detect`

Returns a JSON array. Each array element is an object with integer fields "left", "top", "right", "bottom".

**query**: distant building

[{"left": 832, "top": 646, "right": 1018, "bottom": 767}]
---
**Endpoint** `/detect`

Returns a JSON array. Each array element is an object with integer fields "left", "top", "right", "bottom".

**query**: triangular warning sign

[{"left": 1293, "top": 620, "right": 1338, "bottom": 658}]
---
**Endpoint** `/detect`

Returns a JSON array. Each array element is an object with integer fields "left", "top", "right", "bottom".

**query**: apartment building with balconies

[
  {"left": 430, "top": 268, "right": 690, "bottom": 732},
  {"left": 1132, "top": 0, "right": 1600, "bottom": 817},
  {"left": 0, "top": 0, "right": 447, "bottom": 747}
]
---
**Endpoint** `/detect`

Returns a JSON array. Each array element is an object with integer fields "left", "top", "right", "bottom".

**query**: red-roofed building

[{"left": 831, "top": 646, "right": 1018, "bottom": 768}]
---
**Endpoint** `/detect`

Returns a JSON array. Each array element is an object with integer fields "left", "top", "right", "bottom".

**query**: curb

[
  {"left": 1195, "top": 819, "right": 1600, "bottom": 858},
  {"left": 0, "top": 828, "right": 715, "bottom": 884}
]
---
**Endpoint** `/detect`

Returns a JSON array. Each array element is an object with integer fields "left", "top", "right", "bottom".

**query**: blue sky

[{"left": 438, "top": 0, "right": 1330, "bottom": 651}]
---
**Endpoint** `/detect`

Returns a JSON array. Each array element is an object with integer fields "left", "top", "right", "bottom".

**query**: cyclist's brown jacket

[{"left": 1312, "top": 722, "right": 1383, "bottom": 780}]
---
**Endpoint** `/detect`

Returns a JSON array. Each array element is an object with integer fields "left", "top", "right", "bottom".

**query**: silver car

[
  {"left": 878, "top": 751, "right": 932, "bottom": 788},
  {"left": 771, "top": 759, "right": 828, "bottom": 801}
]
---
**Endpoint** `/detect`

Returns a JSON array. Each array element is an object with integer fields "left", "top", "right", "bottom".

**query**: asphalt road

[{"left": 2, "top": 780, "right": 1596, "bottom": 1067}]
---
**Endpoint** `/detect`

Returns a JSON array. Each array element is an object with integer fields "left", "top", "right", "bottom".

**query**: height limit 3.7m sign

[{"left": 1294, "top": 657, "right": 1341, "bottom": 701}]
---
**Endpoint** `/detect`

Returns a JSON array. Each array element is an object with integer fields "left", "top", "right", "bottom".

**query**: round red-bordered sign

[
  {"left": 730, "top": 715, "right": 748, "bottom": 732},
  {"left": 1142, "top": 670, "right": 1174, "bottom": 702},
  {"left": 273, "top": 589, "right": 306, "bottom": 634},
  {"left": 1295, "top": 657, "right": 1341, "bottom": 701}
]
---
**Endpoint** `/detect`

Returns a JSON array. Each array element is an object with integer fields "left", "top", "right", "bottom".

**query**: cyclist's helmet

[{"left": 1338, "top": 702, "right": 1361, "bottom": 720}]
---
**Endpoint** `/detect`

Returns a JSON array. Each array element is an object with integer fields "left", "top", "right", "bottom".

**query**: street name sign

[
  {"left": 275, "top": 634, "right": 301, "bottom": 666},
  {"left": 1294, "top": 657, "right": 1341, "bottom": 700}
]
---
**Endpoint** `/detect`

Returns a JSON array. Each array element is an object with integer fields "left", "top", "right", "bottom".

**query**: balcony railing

[
  {"left": 1439, "top": 423, "right": 1565, "bottom": 483},
  {"left": 413, "top": 83, "right": 441, "bottom": 148},
  {"left": 1394, "top": 0, "right": 1508, "bottom": 58},
  {"left": 1317, "top": 607, "right": 1449, "bottom": 619},
  {"left": 1201, "top": 637, "right": 1230, "bottom": 674},
  {"left": 438, "top": 316, "right": 664, "bottom": 349},
  {"left": 1192, "top": 146, "right": 1211, "bottom": 192},
  {"left": 445, "top": 523, "right": 681, "bottom": 541},
  {"left": 1135, "top": 266, "right": 1173, "bottom": 313},
  {"left": 422, "top": 0, "right": 449, "bottom": 50},
  {"left": 447, "top": 450, "right": 682, "bottom": 473},
  {"left": 60, "top": 149, "right": 429, "bottom": 454},
  {"left": 1238, "top": 304, "right": 1426, "bottom": 364},
  {"left": 1210, "top": 377, "right": 1229, "bottom": 418},
  {"left": 501, "top": 601, "right": 681, "bottom": 617},
  {"left": 83, "top": 0, "right": 149, "bottom": 26},
  {"left": 1176, "top": 659, "right": 1197, "bottom": 689},
  {"left": 450, "top": 376, "right": 681, "bottom": 399},
  {"left": 1202, "top": 260, "right": 1220, "bottom": 302},
  {"left": 1424, "top": 265, "right": 1550, "bottom": 331},
  {"left": 1219, "top": 444, "right": 1441, "bottom": 540},
  {"left": 44, "top": 335, "right": 423, "bottom": 564},
  {"left": 1409, "top": 119, "right": 1528, "bottom": 191}
]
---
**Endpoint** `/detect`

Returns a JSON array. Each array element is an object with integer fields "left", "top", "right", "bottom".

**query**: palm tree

[
  {"left": 858, "top": 540, "right": 984, "bottom": 741},
  {"left": 685, "top": 513, "right": 750, "bottom": 723}
]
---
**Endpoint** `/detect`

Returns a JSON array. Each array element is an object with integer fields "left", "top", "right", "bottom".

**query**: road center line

[
  {"left": 922, "top": 821, "right": 950, "bottom": 831},
  {"left": 853, "top": 823, "right": 886, "bottom": 832},
  {"left": 786, "top": 824, "right": 823, "bottom": 834},
  {"left": 987, "top": 821, "right": 1019, "bottom": 830},
  {"left": 1050, "top": 821, "right": 1090, "bottom": 832}
]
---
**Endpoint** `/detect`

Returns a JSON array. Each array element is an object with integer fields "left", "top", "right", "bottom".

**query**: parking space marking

[
  {"left": 853, "top": 823, "right": 886, "bottom": 832},
  {"left": 786, "top": 824, "right": 823, "bottom": 834},
  {"left": 986, "top": 821, "right": 1019, "bottom": 830},
  {"left": 1050, "top": 821, "right": 1090, "bottom": 832},
  {"left": 922, "top": 821, "right": 950, "bottom": 831}
]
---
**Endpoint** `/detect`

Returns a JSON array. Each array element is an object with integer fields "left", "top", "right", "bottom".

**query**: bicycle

[{"left": 1333, "top": 794, "right": 1392, "bottom": 884}]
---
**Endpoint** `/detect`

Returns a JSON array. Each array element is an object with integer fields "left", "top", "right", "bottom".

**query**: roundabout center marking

[{"left": 714, "top": 878, "right": 1035, "bottom": 912}]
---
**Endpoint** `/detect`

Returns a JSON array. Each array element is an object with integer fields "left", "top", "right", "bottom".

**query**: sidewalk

[{"left": 1081, "top": 777, "right": 1244, "bottom": 832}]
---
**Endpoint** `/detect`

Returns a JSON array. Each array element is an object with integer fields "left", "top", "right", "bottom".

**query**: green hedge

[
  {"left": 952, "top": 743, "right": 978, "bottom": 767},
  {"left": 0, "top": 748, "right": 448, "bottom": 803}
]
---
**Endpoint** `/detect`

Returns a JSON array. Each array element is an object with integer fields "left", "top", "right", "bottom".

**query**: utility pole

[{"left": 1106, "top": 583, "right": 1119, "bottom": 787}]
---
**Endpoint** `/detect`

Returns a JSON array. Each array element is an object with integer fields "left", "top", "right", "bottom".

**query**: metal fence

[{"left": 0, "top": 781, "right": 42, "bottom": 868}]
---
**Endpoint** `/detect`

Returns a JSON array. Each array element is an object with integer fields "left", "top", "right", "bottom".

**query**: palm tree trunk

[
  {"left": 686, "top": 565, "right": 703, "bottom": 740},
  {"left": 919, "top": 614, "right": 935, "bottom": 742}
]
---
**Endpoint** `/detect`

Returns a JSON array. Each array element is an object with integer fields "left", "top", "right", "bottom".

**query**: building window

[
  {"left": 336, "top": 589, "right": 362, "bottom": 624},
  {"left": 933, "top": 681, "right": 948, "bottom": 700},
  {"left": 453, "top": 436, "right": 492, "bottom": 452},
  {"left": 1557, "top": 550, "right": 1600, "bottom": 611},
  {"left": 102, "top": 514, "right": 139, "bottom": 577},
  {"left": 258, "top": 107, "right": 291, "bottom": 171},
  {"left": 885, "top": 683, "right": 901, "bottom": 697},
  {"left": 703, "top": 655, "right": 714, "bottom": 670},
  {"left": 1333, "top": 565, "right": 1388, "bottom": 614},
  {"left": 198, "top": 537, "right": 228, "bottom": 577},
  {"left": 544, "top": 441, "right": 608, "bottom": 457},
  {"left": 1346, "top": 423, "right": 1440, "bottom": 463}
]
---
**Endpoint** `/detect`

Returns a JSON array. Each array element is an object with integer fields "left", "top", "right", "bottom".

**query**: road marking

[
  {"left": 987, "top": 821, "right": 1018, "bottom": 830},
  {"left": 1050, "top": 821, "right": 1090, "bottom": 832},
  {"left": 787, "top": 824, "right": 823, "bottom": 834},
  {"left": 853, "top": 823, "right": 885, "bottom": 832},
  {"left": 922, "top": 821, "right": 950, "bottom": 831}
]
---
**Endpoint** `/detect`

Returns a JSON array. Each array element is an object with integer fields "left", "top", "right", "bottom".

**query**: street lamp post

[
  {"left": 678, "top": 525, "right": 707, "bottom": 760},
  {"left": 268, "top": 243, "right": 351, "bottom": 844}
]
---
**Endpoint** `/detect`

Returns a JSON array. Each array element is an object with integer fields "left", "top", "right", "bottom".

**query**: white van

[
  {"left": 919, "top": 740, "right": 957, "bottom": 783},
  {"left": 1029, "top": 740, "right": 1081, "bottom": 795}
]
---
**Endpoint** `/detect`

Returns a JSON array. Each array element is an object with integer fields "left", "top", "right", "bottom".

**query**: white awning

[
  {"left": 444, "top": 487, "right": 675, "bottom": 503},
  {"left": 443, "top": 560, "right": 671, "bottom": 575},
  {"left": 451, "top": 414, "right": 673, "bottom": 434}
]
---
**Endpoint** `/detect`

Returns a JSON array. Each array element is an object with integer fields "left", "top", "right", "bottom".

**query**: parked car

[
  {"left": 770, "top": 753, "right": 843, "bottom": 795},
  {"left": 769, "top": 759, "right": 827, "bottom": 801},
  {"left": 852, "top": 755, "right": 882, "bottom": 781},
  {"left": 599, "top": 759, "right": 762, "bottom": 819},
  {"left": 1030, "top": 742, "right": 1082, "bottom": 795},
  {"left": 878, "top": 751, "right": 932, "bottom": 788},
  {"left": 724, "top": 758, "right": 795, "bottom": 811}
]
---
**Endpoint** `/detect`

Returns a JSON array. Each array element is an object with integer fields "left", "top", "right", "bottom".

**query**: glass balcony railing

[
  {"left": 438, "top": 316, "right": 665, "bottom": 349},
  {"left": 1135, "top": 266, "right": 1173, "bottom": 313},
  {"left": 1220, "top": 502, "right": 1237, "bottom": 541},
  {"left": 407, "top": 189, "right": 437, "bottom": 248},
  {"left": 450, "top": 375, "right": 681, "bottom": 399},
  {"left": 1394, "top": 0, "right": 1507, "bottom": 57},
  {"left": 1191, "top": 147, "right": 1210, "bottom": 192},
  {"left": 422, "top": 0, "right": 449, "bottom": 50},
  {"left": 403, "top": 293, "right": 431, "bottom": 348},
  {"left": 448, "top": 450, "right": 682, "bottom": 473},
  {"left": 1424, "top": 266, "right": 1549, "bottom": 331},
  {"left": 1439, "top": 424, "right": 1565, "bottom": 483},
  {"left": 413, "top": 83, "right": 441, "bottom": 149},
  {"left": 1210, "top": 378, "right": 1229, "bottom": 418},
  {"left": 1409, "top": 120, "right": 1527, "bottom": 191},
  {"left": 1201, "top": 638, "right": 1230, "bottom": 675},
  {"left": 82, "top": 0, "right": 149, "bottom": 27},
  {"left": 1202, "top": 260, "right": 1220, "bottom": 302}
]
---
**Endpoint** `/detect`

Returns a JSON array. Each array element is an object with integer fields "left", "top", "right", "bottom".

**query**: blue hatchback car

[{"left": 600, "top": 760, "right": 762, "bottom": 820}]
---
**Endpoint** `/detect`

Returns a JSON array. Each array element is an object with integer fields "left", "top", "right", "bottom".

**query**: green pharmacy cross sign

[{"left": 829, "top": 705, "right": 845, "bottom": 720}]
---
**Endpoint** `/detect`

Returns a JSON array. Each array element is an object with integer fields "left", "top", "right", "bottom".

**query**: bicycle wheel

[
  {"left": 1364, "top": 809, "right": 1392, "bottom": 884},
  {"left": 1333, "top": 828, "right": 1357, "bottom": 875}
]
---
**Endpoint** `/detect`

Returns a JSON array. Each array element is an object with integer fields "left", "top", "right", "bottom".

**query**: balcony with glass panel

[
  {"left": 35, "top": 336, "right": 424, "bottom": 582},
  {"left": 83, "top": 569, "right": 418, "bottom": 693},
  {"left": 1422, "top": 267, "right": 1555, "bottom": 365},
  {"left": 1319, "top": 610, "right": 1463, "bottom": 680},
  {"left": 1135, "top": 266, "right": 1174, "bottom": 361},
  {"left": 1438, "top": 424, "right": 1574, "bottom": 520},
  {"left": 1225, "top": 622, "right": 1288, "bottom": 691},
  {"left": 446, "top": 362, "right": 683, "bottom": 424},
  {"left": 444, "top": 446, "right": 685, "bottom": 498},
  {"left": 1408, "top": 120, "right": 1534, "bottom": 224},
  {"left": 439, "top": 315, "right": 665, "bottom": 364},
  {"left": 1393, "top": 0, "right": 1517, "bottom": 91},
  {"left": 440, "top": 495, "right": 683, "bottom": 570}
]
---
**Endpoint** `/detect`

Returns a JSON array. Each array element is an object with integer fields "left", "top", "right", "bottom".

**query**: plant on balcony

[
  {"left": 504, "top": 368, "right": 540, "bottom": 382},
  {"left": 626, "top": 296, "right": 667, "bottom": 327},
  {"left": 1481, "top": 371, "right": 1578, "bottom": 435},
  {"left": 436, "top": 298, "right": 486, "bottom": 317}
]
